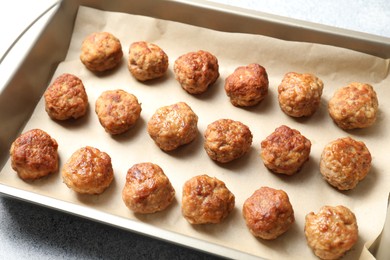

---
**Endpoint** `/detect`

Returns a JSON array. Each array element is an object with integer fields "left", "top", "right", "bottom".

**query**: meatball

[
  {"left": 260, "top": 125, "right": 311, "bottom": 175},
  {"left": 80, "top": 32, "right": 123, "bottom": 72},
  {"left": 328, "top": 82, "right": 378, "bottom": 130},
  {"left": 122, "top": 162, "right": 175, "bottom": 214},
  {"left": 182, "top": 174, "right": 235, "bottom": 224},
  {"left": 278, "top": 72, "right": 324, "bottom": 117},
  {"left": 147, "top": 102, "right": 198, "bottom": 151},
  {"left": 173, "top": 50, "right": 219, "bottom": 94},
  {"left": 128, "top": 41, "right": 169, "bottom": 81},
  {"left": 242, "top": 186, "right": 295, "bottom": 240},
  {"left": 320, "top": 137, "right": 371, "bottom": 190},
  {"left": 44, "top": 73, "right": 88, "bottom": 120},
  {"left": 305, "top": 205, "right": 358, "bottom": 259},
  {"left": 95, "top": 89, "right": 142, "bottom": 135},
  {"left": 10, "top": 129, "right": 58, "bottom": 180},
  {"left": 224, "top": 63, "right": 269, "bottom": 107},
  {"left": 204, "top": 119, "right": 252, "bottom": 163},
  {"left": 62, "top": 146, "right": 114, "bottom": 194}
]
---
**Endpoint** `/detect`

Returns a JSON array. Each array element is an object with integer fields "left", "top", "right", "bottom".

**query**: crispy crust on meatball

[
  {"left": 10, "top": 129, "right": 58, "bottom": 180},
  {"left": 278, "top": 72, "right": 324, "bottom": 117},
  {"left": 95, "top": 89, "right": 142, "bottom": 135},
  {"left": 44, "top": 73, "right": 88, "bottom": 120},
  {"left": 204, "top": 119, "right": 252, "bottom": 163},
  {"left": 62, "top": 146, "right": 114, "bottom": 194},
  {"left": 182, "top": 174, "right": 235, "bottom": 224},
  {"left": 328, "top": 82, "right": 378, "bottom": 130},
  {"left": 128, "top": 41, "right": 169, "bottom": 81},
  {"left": 173, "top": 50, "right": 219, "bottom": 94},
  {"left": 80, "top": 32, "right": 123, "bottom": 72},
  {"left": 305, "top": 205, "right": 358, "bottom": 259},
  {"left": 224, "top": 63, "right": 269, "bottom": 107},
  {"left": 242, "top": 186, "right": 295, "bottom": 240},
  {"left": 122, "top": 162, "right": 175, "bottom": 214},
  {"left": 320, "top": 137, "right": 371, "bottom": 190},
  {"left": 260, "top": 125, "right": 311, "bottom": 175},
  {"left": 147, "top": 102, "right": 198, "bottom": 151}
]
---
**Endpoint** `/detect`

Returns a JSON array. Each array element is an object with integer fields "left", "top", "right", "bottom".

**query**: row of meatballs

[
  {"left": 9, "top": 128, "right": 358, "bottom": 259},
  {"left": 79, "top": 31, "right": 379, "bottom": 131},
  {"left": 45, "top": 72, "right": 373, "bottom": 191}
]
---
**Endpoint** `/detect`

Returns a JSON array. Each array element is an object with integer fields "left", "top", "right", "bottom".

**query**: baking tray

[{"left": 1, "top": 0, "right": 389, "bottom": 259}]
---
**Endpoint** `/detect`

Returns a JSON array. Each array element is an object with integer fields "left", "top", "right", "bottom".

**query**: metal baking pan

[{"left": 1, "top": 0, "right": 389, "bottom": 259}]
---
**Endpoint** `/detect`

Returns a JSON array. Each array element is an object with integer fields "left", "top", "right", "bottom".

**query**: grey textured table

[
  {"left": 0, "top": 0, "right": 389, "bottom": 259},
  {"left": 0, "top": 197, "right": 215, "bottom": 259}
]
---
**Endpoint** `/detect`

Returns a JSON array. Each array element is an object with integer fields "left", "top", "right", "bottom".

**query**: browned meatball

[
  {"left": 320, "top": 137, "right": 371, "bottom": 190},
  {"left": 204, "top": 119, "right": 252, "bottom": 163},
  {"left": 224, "top": 63, "right": 269, "bottom": 107},
  {"left": 182, "top": 174, "right": 235, "bottom": 224},
  {"left": 278, "top": 72, "right": 324, "bottom": 117},
  {"left": 10, "top": 129, "right": 58, "bottom": 180},
  {"left": 44, "top": 73, "right": 88, "bottom": 120},
  {"left": 260, "top": 125, "right": 311, "bottom": 175},
  {"left": 147, "top": 102, "right": 198, "bottom": 151},
  {"left": 128, "top": 41, "right": 169, "bottom": 81},
  {"left": 305, "top": 205, "right": 358, "bottom": 259},
  {"left": 62, "top": 146, "right": 114, "bottom": 194},
  {"left": 80, "top": 32, "right": 123, "bottom": 72},
  {"left": 122, "top": 162, "right": 175, "bottom": 214},
  {"left": 328, "top": 82, "right": 378, "bottom": 130},
  {"left": 95, "top": 89, "right": 142, "bottom": 135},
  {"left": 173, "top": 50, "right": 219, "bottom": 94},
  {"left": 242, "top": 186, "right": 295, "bottom": 240}
]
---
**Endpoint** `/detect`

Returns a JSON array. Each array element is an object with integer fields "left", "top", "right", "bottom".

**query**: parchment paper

[{"left": 1, "top": 6, "right": 390, "bottom": 259}]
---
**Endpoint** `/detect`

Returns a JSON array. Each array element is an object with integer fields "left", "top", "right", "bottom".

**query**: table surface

[{"left": 0, "top": 0, "right": 389, "bottom": 259}]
